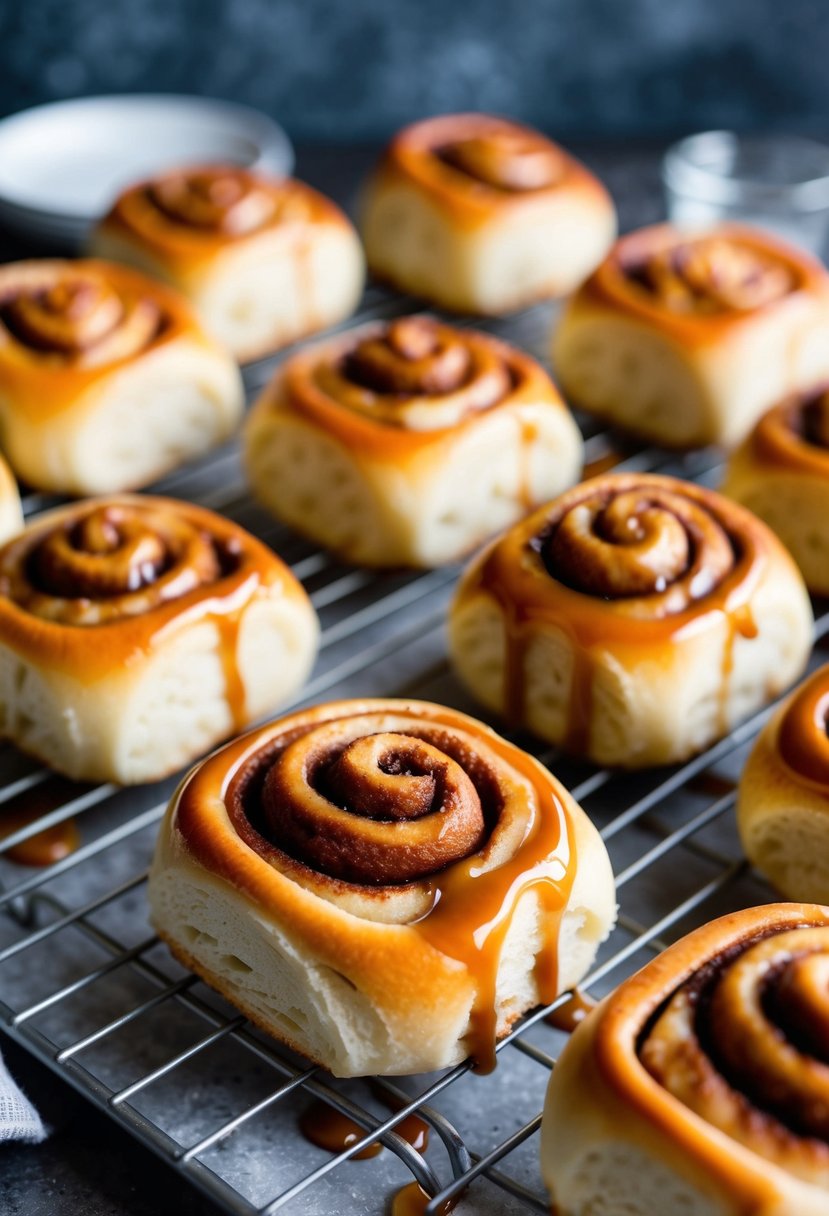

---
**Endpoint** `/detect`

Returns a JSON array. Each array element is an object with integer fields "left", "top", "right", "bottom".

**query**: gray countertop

[{"left": 0, "top": 140, "right": 664, "bottom": 1216}]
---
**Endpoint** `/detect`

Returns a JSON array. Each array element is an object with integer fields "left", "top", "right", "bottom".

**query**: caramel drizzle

[
  {"left": 175, "top": 704, "right": 576, "bottom": 1073},
  {"left": 545, "top": 988, "right": 597, "bottom": 1033},
  {"left": 212, "top": 609, "right": 247, "bottom": 734},
  {"left": 299, "top": 1091, "right": 429, "bottom": 1160},
  {"left": 465, "top": 480, "right": 764, "bottom": 754}
]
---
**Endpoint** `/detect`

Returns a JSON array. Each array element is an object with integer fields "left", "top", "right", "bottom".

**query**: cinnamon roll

[
  {"left": 147, "top": 699, "right": 615, "bottom": 1077},
  {"left": 542, "top": 904, "right": 829, "bottom": 1215},
  {"left": 91, "top": 165, "right": 364, "bottom": 362},
  {"left": 738, "top": 665, "right": 829, "bottom": 903},
  {"left": 0, "top": 259, "right": 243, "bottom": 495},
  {"left": 553, "top": 224, "right": 829, "bottom": 448},
  {"left": 360, "top": 113, "right": 615, "bottom": 314},
  {"left": 0, "top": 497, "right": 318, "bottom": 783},
  {"left": 449, "top": 472, "right": 812, "bottom": 767},
  {"left": 244, "top": 315, "right": 583, "bottom": 567},
  {"left": 722, "top": 386, "right": 829, "bottom": 593}
]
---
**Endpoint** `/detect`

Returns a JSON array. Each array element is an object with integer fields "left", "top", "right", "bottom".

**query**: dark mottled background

[{"left": 0, "top": 0, "right": 827, "bottom": 140}]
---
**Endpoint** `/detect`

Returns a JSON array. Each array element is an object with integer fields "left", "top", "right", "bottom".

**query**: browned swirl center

[
  {"left": 801, "top": 389, "right": 829, "bottom": 448},
  {"left": 539, "top": 485, "right": 734, "bottom": 611},
  {"left": 628, "top": 237, "right": 794, "bottom": 314},
  {"left": 439, "top": 130, "right": 563, "bottom": 191},
  {"left": 0, "top": 502, "right": 226, "bottom": 625},
  {"left": 228, "top": 715, "right": 504, "bottom": 887},
  {"left": 0, "top": 271, "right": 160, "bottom": 364},
  {"left": 640, "top": 926, "right": 829, "bottom": 1161},
  {"left": 149, "top": 168, "right": 277, "bottom": 235},
  {"left": 337, "top": 315, "right": 511, "bottom": 419}
]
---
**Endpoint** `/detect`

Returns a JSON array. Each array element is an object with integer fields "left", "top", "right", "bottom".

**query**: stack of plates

[{"left": 0, "top": 94, "right": 294, "bottom": 248}]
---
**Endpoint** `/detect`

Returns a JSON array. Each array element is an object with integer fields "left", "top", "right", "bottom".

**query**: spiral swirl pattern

[
  {"left": 538, "top": 478, "right": 735, "bottom": 615},
  {"left": 640, "top": 922, "right": 829, "bottom": 1183},
  {"left": 148, "top": 167, "right": 283, "bottom": 236},
  {"left": 628, "top": 235, "right": 794, "bottom": 314},
  {"left": 776, "top": 668, "right": 829, "bottom": 789},
  {"left": 0, "top": 500, "right": 227, "bottom": 626},
  {"left": 0, "top": 266, "right": 161, "bottom": 366},
  {"left": 439, "top": 129, "right": 563, "bottom": 191}
]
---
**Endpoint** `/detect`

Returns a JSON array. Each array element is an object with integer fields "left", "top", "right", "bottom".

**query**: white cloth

[{"left": 0, "top": 1047, "right": 47, "bottom": 1143}]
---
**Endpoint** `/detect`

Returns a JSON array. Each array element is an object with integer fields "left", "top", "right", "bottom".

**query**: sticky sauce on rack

[
  {"left": 391, "top": 1182, "right": 461, "bottom": 1216},
  {"left": 299, "top": 1097, "right": 429, "bottom": 1159},
  {"left": 582, "top": 451, "right": 623, "bottom": 480},
  {"left": 1, "top": 806, "right": 79, "bottom": 867},
  {"left": 545, "top": 989, "right": 597, "bottom": 1033}
]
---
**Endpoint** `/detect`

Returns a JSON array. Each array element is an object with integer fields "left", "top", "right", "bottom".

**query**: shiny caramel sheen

[
  {"left": 577, "top": 223, "right": 828, "bottom": 349},
  {"left": 101, "top": 165, "right": 353, "bottom": 272},
  {"left": 0, "top": 497, "right": 307, "bottom": 719},
  {"left": 776, "top": 666, "right": 829, "bottom": 791},
  {"left": 579, "top": 905, "right": 829, "bottom": 1206},
  {"left": 272, "top": 317, "right": 564, "bottom": 462},
  {"left": 0, "top": 259, "right": 210, "bottom": 421},
  {"left": 370, "top": 112, "right": 612, "bottom": 230},
  {"left": 171, "top": 699, "right": 578, "bottom": 1072},
  {"left": 455, "top": 473, "right": 767, "bottom": 749},
  {"left": 748, "top": 389, "right": 829, "bottom": 478}
]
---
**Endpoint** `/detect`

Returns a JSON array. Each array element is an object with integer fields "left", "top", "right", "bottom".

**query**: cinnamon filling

[
  {"left": 149, "top": 168, "right": 277, "bottom": 235},
  {"left": 438, "top": 131, "right": 562, "bottom": 192},
  {"left": 627, "top": 237, "right": 794, "bottom": 314}
]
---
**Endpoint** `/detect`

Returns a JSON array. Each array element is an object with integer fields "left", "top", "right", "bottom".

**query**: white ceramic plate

[{"left": 0, "top": 94, "right": 294, "bottom": 247}]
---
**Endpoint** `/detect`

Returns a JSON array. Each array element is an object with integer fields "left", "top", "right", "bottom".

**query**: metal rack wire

[{"left": 0, "top": 289, "right": 818, "bottom": 1216}]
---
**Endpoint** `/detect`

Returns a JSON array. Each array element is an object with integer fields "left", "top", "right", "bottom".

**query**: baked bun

[
  {"left": 91, "top": 164, "right": 364, "bottom": 363},
  {"left": 148, "top": 698, "right": 615, "bottom": 1077},
  {"left": 244, "top": 315, "right": 583, "bottom": 567},
  {"left": 542, "top": 903, "right": 829, "bottom": 1216},
  {"left": 722, "top": 385, "right": 829, "bottom": 593},
  {"left": 0, "top": 455, "right": 22, "bottom": 545},
  {"left": 0, "top": 259, "right": 243, "bottom": 495},
  {"left": 553, "top": 224, "right": 829, "bottom": 448},
  {"left": 0, "top": 496, "right": 318, "bottom": 783},
  {"left": 449, "top": 472, "right": 812, "bottom": 767},
  {"left": 360, "top": 113, "right": 615, "bottom": 314},
  {"left": 738, "top": 665, "right": 829, "bottom": 902}
]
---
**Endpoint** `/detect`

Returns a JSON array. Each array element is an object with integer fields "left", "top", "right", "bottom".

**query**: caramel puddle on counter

[
  {"left": 545, "top": 988, "right": 597, "bottom": 1033},
  {"left": 0, "top": 779, "right": 80, "bottom": 866},
  {"left": 391, "top": 1182, "right": 461, "bottom": 1216}
]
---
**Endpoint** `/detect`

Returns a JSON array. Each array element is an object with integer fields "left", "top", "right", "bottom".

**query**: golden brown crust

[
  {"left": 593, "top": 905, "right": 829, "bottom": 1195},
  {"left": 0, "top": 495, "right": 308, "bottom": 679},
  {"left": 98, "top": 165, "right": 353, "bottom": 274},
  {"left": 264, "top": 315, "right": 566, "bottom": 463},
  {"left": 166, "top": 699, "right": 583, "bottom": 1069},
  {"left": 576, "top": 223, "right": 829, "bottom": 349},
  {"left": 372, "top": 112, "right": 612, "bottom": 228},
  {"left": 0, "top": 258, "right": 215, "bottom": 420}
]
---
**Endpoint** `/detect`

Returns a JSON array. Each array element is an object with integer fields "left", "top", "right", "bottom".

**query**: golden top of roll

[
  {"left": 769, "top": 665, "right": 829, "bottom": 792},
  {"left": 372, "top": 113, "right": 611, "bottom": 224},
  {"left": 577, "top": 223, "right": 827, "bottom": 343},
  {"left": 0, "top": 259, "right": 208, "bottom": 418},
  {"left": 100, "top": 164, "right": 352, "bottom": 267},
  {"left": 168, "top": 698, "right": 580, "bottom": 1069},
  {"left": 268, "top": 315, "right": 563, "bottom": 456},
  {"left": 552, "top": 905, "right": 829, "bottom": 1202},
  {"left": 0, "top": 496, "right": 307, "bottom": 676},
  {"left": 456, "top": 472, "right": 776, "bottom": 647},
  {"left": 742, "top": 384, "right": 829, "bottom": 478}
]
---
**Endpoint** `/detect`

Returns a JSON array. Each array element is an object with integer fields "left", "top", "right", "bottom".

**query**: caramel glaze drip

[
  {"left": 438, "top": 129, "right": 563, "bottom": 192},
  {"left": 148, "top": 167, "right": 277, "bottom": 236},
  {"left": 0, "top": 270, "right": 161, "bottom": 367},
  {"left": 465, "top": 475, "right": 761, "bottom": 753},
  {"left": 0, "top": 500, "right": 253, "bottom": 730},
  {"left": 627, "top": 236, "right": 794, "bottom": 315},
  {"left": 216, "top": 704, "right": 575, "bottom": 1073},
  {"left": 639, "top": 923, "right": 829, "bottom": 1187},
  {"left": 777, "top": 667, "right": 829, "bottom": 790},
  {"left": 545, "top": 988, "right": 597, "bottom": 1033}
]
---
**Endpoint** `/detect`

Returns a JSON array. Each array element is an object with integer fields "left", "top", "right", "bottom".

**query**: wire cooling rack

[{"left": 0, "top": 288, "right": 820, "bottom": 1216}]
